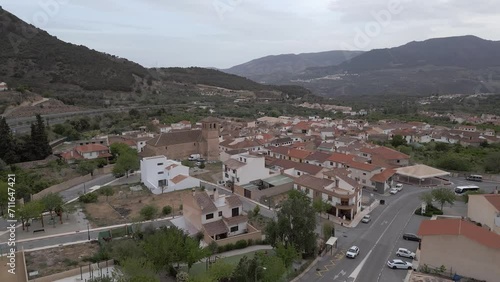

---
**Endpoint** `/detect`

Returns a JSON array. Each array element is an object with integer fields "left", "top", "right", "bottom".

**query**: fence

[
  {"left": 204, "top": 224, "right": 262, "bottom": 246},
  {"left": 29, "top": 260, "right": 115, "bottom": 282},
  {"left": 32, "top": 165, "right": 114, "bottom": 200}
]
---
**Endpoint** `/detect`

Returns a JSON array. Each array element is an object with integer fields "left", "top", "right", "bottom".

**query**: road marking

[
  {"left": 316, "top": 258, "right": 337, "bottom": 276},
  {"left": 376, "top": 209, "right": 417, "bottom": 282},
  {"left": 348, "top": 208, "right": 403, "bottom": 281}
]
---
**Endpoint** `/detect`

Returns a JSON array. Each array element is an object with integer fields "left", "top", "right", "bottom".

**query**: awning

[
  {"left": 396, "top": 164, "right": 450, "bottom": 180},
  {"left": 326, "top": 237, "right": 338, "bottom": 246}
]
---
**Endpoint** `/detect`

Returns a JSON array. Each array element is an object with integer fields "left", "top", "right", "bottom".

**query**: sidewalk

[{"left": 214, "top": 245, "right": 273, "bottom": 259}]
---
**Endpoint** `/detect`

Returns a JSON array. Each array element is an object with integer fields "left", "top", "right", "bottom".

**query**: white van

[{"left": 395, "top": 183, "right": 403, "bottom": 191}]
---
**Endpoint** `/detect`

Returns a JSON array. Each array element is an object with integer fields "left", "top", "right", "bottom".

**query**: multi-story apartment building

[{"left": 223, "top": 153, "right": 270, "bottom": 186}]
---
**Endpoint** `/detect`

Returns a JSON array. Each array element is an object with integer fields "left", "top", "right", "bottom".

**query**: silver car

[
  {"left": 396, "top": 248, "right": 416, "bottom": 259},
  {"left": 387, "top": 259, "right": 413, "bottom": 269},
  {"left": 346, "top": 246, "right": 359, "bottom": 258},
  {"left": 361, "top": 215, "right": 371, "bottom": 223}
]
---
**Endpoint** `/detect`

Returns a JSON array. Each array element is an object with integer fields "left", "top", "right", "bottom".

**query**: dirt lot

[
  {"left": 84, "top": 185, "right": 195, "bottom": 227},
  {"left": 190, "top": 162, "right": 222, "bottom": 183},
  {"left": 25, "top": 242, "right": 100, "bottom": 278}
]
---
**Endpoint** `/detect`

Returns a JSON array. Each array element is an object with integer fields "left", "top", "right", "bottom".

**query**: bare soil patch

[
  {"left": 84, "top": 185, "right": 196, "bottom": 227},
  {"left": 25, "top": 242, "right": 100, "bottom": 278}
]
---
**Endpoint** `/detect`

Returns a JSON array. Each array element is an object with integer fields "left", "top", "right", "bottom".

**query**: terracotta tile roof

[
  {"left": 147, "top": 130, "right": 202, "bottom": 147},
  {"left": 327, "top": 152, "right": 355, "bottom": 163},
  {"left": 269, "top": 159, "right": 324, "bottom": 175},
  {"left": 97, "top": 152, "right": 112, "bottom": 158},
  {"left": 483, "top": 194, "right": 500, "bottom": 211},
  {"left": 363, "top": 146, "right": 410, "bottom": 160},
  {"left": 194, "top": 193, "right": 217, "bottom": 213},
  {"left": 224, "top": 159, "right": 246, "bottom": 170},
  {"left": 225, "top": 195, "right": 242, "bottom": 207},
  {"left": 418, "top": 219, "right": 500, "bottom": 249},
  {"left": 345, "top": 160, "right": 380, "bottom": 172},
  {"left": 323, "top": 169, "right": 359, "bottom": 188},
  {"left": 370, "top": 169, "right": 396, "bottom": 182},
  {"left": 288, "top": 148, "right": 312, "bottom": 159},
  {"left": 171, "top": 175, "right": 188, "bottom": 184},
  {"left": 295, "top": 174, "right": 334, "bottom": 190},
  {"left": 305, "top": 151, "right": 331, "bottom": 163},
  {"left": 223, "top": 215, "right": 247, "bottom": 226},
  {"left": 60, "top": 150, "right": 83, "bottom": 160},
  {"left": 75, "top": 144, "right": 109, "bottom": 153},
  {"left": 203, "top": 219, "right": 228, "bottom": 236},
  {"left": 268, "top": 146, "right": 291, "bottom": 155},
  {"left": 292, "top": 121, "right": 310, "bottom": 131}
]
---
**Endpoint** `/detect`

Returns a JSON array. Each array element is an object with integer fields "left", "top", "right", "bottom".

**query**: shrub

[
  {"left": 79, "top": 192, "right": 98, "bottom": 203},
  {"left": 247, "top": 239, "right": 254, "bottom": 246},
  {"left": 414, "top": 205, "right": 443, "bottom": 217},
  {"left": 140, "top": 205, "right": 158, "bottom": 220},
  {"left": 162, "top": 205, "right": 172, "bottom": 215},
  {"left": 235, "top": 240, "right": 248, "bottom": 249}
]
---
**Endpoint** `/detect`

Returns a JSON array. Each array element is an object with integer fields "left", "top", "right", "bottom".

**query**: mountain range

[
  {"left": 224, "top": 50, "right": 363, "bottom": 84},
  {"left": 225, "top": 36, "right": 500, "bottom": 97},
  {"left": 0, "top": 7, "right": 313, "bottom": 111}
]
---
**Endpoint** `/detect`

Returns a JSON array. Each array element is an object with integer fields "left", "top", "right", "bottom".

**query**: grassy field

[{"left": 185, "top": 249, "right": 275, "bottom": 277}]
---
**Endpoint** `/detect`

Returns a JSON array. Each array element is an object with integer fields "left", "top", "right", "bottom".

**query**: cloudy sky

[{"left": 2, "top": 0, "right": 500, "bottom": 68}]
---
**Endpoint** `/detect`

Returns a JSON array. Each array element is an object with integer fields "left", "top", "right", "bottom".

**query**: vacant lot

[
  {"left": 25, "top": 242, "right": 100, "bottom": 278},
  {"left": 190, "top": 161, "right": 223, "bottom": 183},
  {"left": 84, "top": 185, "right": 195, "bottom": 227}
]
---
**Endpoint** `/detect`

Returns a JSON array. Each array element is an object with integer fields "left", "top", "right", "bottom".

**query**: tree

[
  {"left": 231, "top": 256, "right": 254, "bottom": 282},
  {"left": 0, "top": 181, "right": 8, "bottom": 216},
  {"left": 162, "top": 205, "right": 172, "bottom": 215},
  {"left": 30, "top": 114, "right": 52, "bottom": 160},
  {"left": 261, "top": 255, "right": 286, "bottom": 282},
  {"left": 182, "top": 235, "right": 210, "bottom": 270},
  {"left": 41, "top": 193, "right": 64, "bottom": 218},
  {"left": 313, "top": 198, "right": 332, "bottom": 218},
  {"left": 113, "top": 151, "right": 139, "bottom": 178},
  {"left": 419, "top": 192, "right": 434, "bottom": 207},
  {"left": 207, "top": 260, "right": 235, "bottom": 282},
  {"left": 265, "top": 189, "right": 317, "bottom": 256},
  {"left": 391, "top": 135, "right": 407, "bottom": 147},
  {"left": 18, "top": 200, "right": 44, "bottom": 231},
  {"left": 140, "top": 205, "right": 158, "bottom": 220},
  {"left": 100, "top": 186, "right": 114, "bottom": 202},
  {"left": 64, "top": 203, "right": 78, "bottom": 219},
  {"left": 484, "top": 152, "right": 500, "bottom": 173},
  {"left": 112, "top": 257, "right": 159, "bottom": 282},
  {"left": 322, "top": 222, "right": 334, "bottom": 241},
  {"left": 77, "top": 160, "right": 98, "bottom": 177},
  {"left": 253, "top": 205, "right": 260, "bottom": 218},
  {"left": 275, "top": 242, "right": 299, "bottom": 268},
  {"left": 0, "top": 117, "right": 18, "bottom": 164},
  {"left": 431, "top": 188, "right": 456, "bottom": 210}
]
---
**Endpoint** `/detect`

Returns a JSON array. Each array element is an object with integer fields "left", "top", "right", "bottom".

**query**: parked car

[
  {"left": 361, "top": 215, "right": 371, "bottom": 223},
  {"left": 390, "top": 188, "right": 399, "bottom": 194},
  {"left": 396, "top": 248, "right": 416, "bottom": 259},
  {"left": 217, "top": 180, "right": 226, "bottom": 185},
  {"left": 387, "top": 259, "right": 413, "bottom": 269},
  {"left": 346, "top": 246, "right": 360, "bottom": 258},
  {"left": 395, "top": 184, "right": 403, "bottom": 191},
  {"left": 403, "top": 233, "right": 421, "bottom": 242}
]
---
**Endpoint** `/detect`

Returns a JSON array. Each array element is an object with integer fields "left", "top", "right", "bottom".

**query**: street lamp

[
  {"left": 255, "top": 266, "right": 266, "bottom": 282},
  {"left": 87, "top": 222, "right": 90, "bottom": 240}
]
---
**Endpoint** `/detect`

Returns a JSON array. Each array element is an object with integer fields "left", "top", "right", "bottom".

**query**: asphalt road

[
  {"left": 302, "top": 185, "right": 429, "bottom": 282},
  {"left": 60, "top": 174, "right": 117, "bottom": 202},
  {"left": 448, "top": 176, "right": 499, "bottom": 194},
  {"left": 0, "top": 219, "right": 173, "bottom": 253}
]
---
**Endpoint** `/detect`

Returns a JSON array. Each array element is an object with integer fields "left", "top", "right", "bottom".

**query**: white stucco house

[
  {"left": 223, "top": 153, "right": 270, "bottom": 186},
  {"left": 140, "top": 155, "right": 200, "bottom": 194}
]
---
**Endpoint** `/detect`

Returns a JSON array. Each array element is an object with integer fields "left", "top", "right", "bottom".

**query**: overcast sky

[{"left": 3, "top": 0, "right": 500, "bottom": 69}]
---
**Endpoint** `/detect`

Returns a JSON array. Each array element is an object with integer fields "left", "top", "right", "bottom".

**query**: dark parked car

[{"left": 403, "top": 233, "right": 421, "bottom": 242}]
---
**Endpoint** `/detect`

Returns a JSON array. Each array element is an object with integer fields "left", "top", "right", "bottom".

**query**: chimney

[
  {"left": 192, "top": 188, "right": 195, "bottom": 197},
  {"left": 213, "top": 187, "right": 219, "bottom": 200}
]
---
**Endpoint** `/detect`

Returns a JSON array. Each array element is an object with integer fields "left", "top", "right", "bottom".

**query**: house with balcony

[
  {"left": 140, "top": 155, "right": 199, "bottom": 194},
  {"left": 344, "top": 160, "right": 383, "bottom": 189},
  {"left": 182, "top": 188, "right": 261, "bottom": 246},
  {"left": 467, "top": 193, "right": 500, "bottom": 235},
  {"left": 223, "top": 153, "right": 270, "bottom": 186},
  {"left": 294, "top": 170, "right": 361, "bottom": 220}
]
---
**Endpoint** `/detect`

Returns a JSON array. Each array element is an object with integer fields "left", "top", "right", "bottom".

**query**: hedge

[
  {"left": 415, "top": 205, "right": 444, "bottom": 217},
  {"left": 215, "top": 238, "right": 267, "bottom": 253}
]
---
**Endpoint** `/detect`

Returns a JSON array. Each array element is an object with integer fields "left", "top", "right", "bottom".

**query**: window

[
  {"left": 206, "top": 213, "right": 214, "bottom": 220},
  {"left": 305, "top": 188, "right": 310, "bottom": 194},
  {"left": 194, "top": 143, "right": 196, "bottom": 146},
  {"left": 362, "top": 173, "right": 366, "bottom": 176},
  {"left": 158, "top": 171, "right": 164, "bottom": 175},
  {"left": 232, "top": 207, "right": 239, "bottom": 217},
  {"left": 328, "top": 196, "right": 332, "bottom": 202},
  {"left": 157, "top": 163, "right": 163, "bottom": 166},
  {"left": 230, "top": 226, "right": 239, "bottom": 232},
  {"left": 297, "top": 172, "right": 301, "bottom": 176},
  {"left": 218, "top": 211, "right": 222, "bottom": 217}
]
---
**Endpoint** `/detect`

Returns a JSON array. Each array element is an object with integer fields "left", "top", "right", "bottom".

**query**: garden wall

[{"left": 29, "top": 260, "right": 114, "bottom": 282}]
